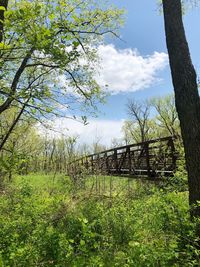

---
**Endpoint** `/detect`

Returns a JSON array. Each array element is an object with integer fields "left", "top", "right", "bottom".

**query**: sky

[{"left": 48, "top": 0, "right": 200, "bottom": 147}]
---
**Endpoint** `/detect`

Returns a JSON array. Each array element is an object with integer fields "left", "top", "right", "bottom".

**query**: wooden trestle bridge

[{"left": 68, "top": 136, "right": 178, "bottom": 178}]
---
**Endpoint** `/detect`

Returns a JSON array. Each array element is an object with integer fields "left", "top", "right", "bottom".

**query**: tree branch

[{"left": 0, "top": 47, "right": 34, "bottom": 114}]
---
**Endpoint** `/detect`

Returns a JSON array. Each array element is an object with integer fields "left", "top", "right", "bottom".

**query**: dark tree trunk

[{"left": 162, "top": 0, "right": 200, "bottom": 216}]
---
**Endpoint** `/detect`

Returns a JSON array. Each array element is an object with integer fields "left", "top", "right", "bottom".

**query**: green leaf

[
  {"left": 128, "top": 241, "right": 140, "bottom": 247},
  {"left": 73, "top": 41, "right": 79, "bottom": 48},
  {"left": 0, "top": 6, "right": 6, "bottom": 11},
  {"left": 80, "top": 240, "right": 85, "bottom": 246},
  {"left": 82, "top": 218, "right": 88, "bottom": 224},
  {"left": 48, "top": 14, "right": 55, "bottom": 20}
]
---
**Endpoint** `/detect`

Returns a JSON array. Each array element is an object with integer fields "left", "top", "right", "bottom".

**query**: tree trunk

[
  {"left": 0, "top": 98, "right": 30, "bottom": 151},
  {"left": 162, "top": 0, "right": 200, "bottom": 216}
]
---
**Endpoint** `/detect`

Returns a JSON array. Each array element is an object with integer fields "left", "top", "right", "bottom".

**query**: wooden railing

[{"left": 68, "top": 136, "right": 178, "bottom": 178}]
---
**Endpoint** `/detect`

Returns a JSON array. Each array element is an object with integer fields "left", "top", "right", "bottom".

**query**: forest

[{"left": 0, "top": 0, "right": 200, "bottom": 266}]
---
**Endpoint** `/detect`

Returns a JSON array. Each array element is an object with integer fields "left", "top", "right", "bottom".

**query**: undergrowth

[{"left": 0, "top": 174, "right": 199, "bottom": 266}]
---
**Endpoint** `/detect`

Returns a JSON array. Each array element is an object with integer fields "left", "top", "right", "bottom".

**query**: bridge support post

[
  {"left": 114, "top": 149, "right": 118, "bottom": 174},
  {"left": 145, "top": 143, "right": 151, "bottom": 178},
  {"left": 97, "top": 154, "right": 100, "bottom": 174},
  {"left": 127, "top": 147, "right": 132, "bottom": 176},
  {"left": 91, "top": 156, "right": 94, "bottom": 174},
  {"left": 105, "top": 152, "right": 109, "bottom": 175},
  {"left": 168, "top": 137, "right": 176, "bottom": 171}
]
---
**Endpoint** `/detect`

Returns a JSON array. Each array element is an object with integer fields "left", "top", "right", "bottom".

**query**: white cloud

[
  {"left": 39, "top": 118, "right": 124, "bottom": 147},
  {"left": 56, "top": 44, "right": 168, "bottom": 96},
  {"left": 96, "top": 44, "right": 168, "bottom": 94}
]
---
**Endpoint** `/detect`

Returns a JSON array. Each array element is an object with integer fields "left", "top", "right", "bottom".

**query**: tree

[
  {"left": 162, "top": 0, "right": 200, "bottom": 216},
  {"left": 0, "top": 0, "right": 123, "bottom": 150},
  {"left": 0, "top": 108, "right": 39, "bottom": 178},
  {"left": 40, "top": 135, "right": 79, "bottom": 174},
  {"left": 123, "top": 96, "right": 181, "bottom": 145},
  {"left": 126, "top": 99, "right": 151, "bottom": 143},
  {"left": 91, "top": 134, "right": 106, "bottom": 154},
  {"left": 150, "top": 94, "right": 180, "bottom": 137}
]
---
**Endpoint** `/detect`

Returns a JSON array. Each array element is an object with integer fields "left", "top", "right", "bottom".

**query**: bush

[{"left": 0, "top": 175, "right": 199, "bottom": 266}]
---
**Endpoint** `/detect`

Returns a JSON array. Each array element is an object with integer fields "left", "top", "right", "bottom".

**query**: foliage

[
  {"left": 0, "top": 174, "right": 199, "bottom": 266},
  {"left": 123, "top": 94, "right": 180, "bottom": 144},
  {"left": 150, "top": 94, "right": 180, "bottom": 137},
  {"left": 0, "top": 0, "right": 123, "bottom": 115},
  {"left": 0, "top": 108, "right": 41, "bottom": 179},
  {"left": 0, "top": 0, "right": 124, "bottom": 155}
]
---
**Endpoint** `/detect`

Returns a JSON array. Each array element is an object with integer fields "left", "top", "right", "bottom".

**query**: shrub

[{"left": 0, "top": 175, "right": 199, "bottom": 266}]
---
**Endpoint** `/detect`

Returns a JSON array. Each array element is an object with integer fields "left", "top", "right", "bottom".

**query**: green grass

[
  {"left": 14, "top": 173, "right": 63, "bottom": 189},
  {"left": 0, "top": 174, "right": 199, "bottom": 266}
]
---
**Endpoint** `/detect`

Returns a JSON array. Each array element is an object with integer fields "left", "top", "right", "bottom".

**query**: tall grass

[{"left": 0, "top": 174, "right": 199, "bottom": 266}]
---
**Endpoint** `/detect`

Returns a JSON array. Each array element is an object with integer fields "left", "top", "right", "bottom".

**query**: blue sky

[
  {"left": 96, "top": 0, "right": 200, "bottom": 120},
  {"left": 50, "top": 1, "right": 200, "bottom": 146}
]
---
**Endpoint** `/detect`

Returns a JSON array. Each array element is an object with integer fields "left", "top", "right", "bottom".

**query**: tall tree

[
  {"left": 150, "top": 94, "right": 180, "bottom": 137},
  {"left": 0, "top": 0, "right": 123, "bottom": 150},
  {"left": 126, "top": 99, "right": 151, "bottom": 143},
  {"left": 162, "top": 0, "right": 200, "bottom": 216}
]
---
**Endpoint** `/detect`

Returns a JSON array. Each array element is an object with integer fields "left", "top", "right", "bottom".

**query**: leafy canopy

[{"left": 0, "top": 0, "right": 124, "bottom": 119}]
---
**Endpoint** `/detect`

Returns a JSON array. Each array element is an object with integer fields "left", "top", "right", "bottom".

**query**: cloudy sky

[{"left": 47, "top": 0, "right": 200, "bottom": 147}]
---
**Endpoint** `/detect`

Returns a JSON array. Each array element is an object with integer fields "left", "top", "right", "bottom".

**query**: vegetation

[
  {"left": 0, "top": 93, "right": 183, "bottom": 180},
  {"left": 0, "top": 0, "right": 123, "bottom": 151},
  {"left": 0, "top": 174, "right": 200, "bottom": 267},
  {"left": 122, "top": 94, "right": 180, "bottom": 145},
  {"left": 0, "top": 0, "right": 200, "bottom": 266}
]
